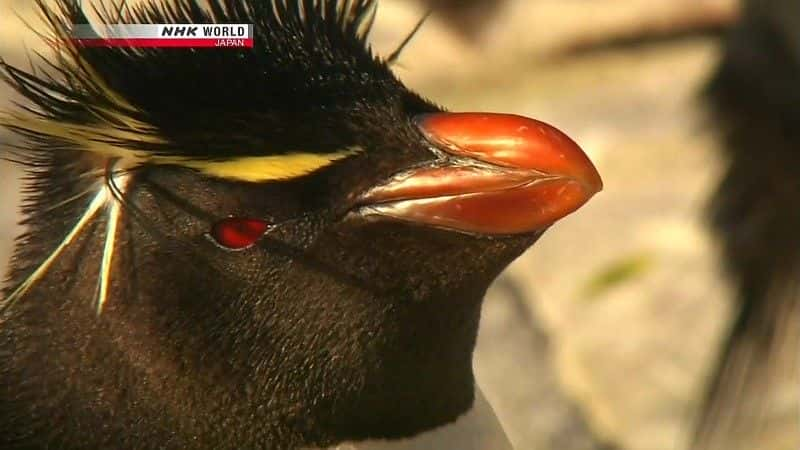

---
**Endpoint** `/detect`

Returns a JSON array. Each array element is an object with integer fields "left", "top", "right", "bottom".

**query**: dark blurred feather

[{"left": 696, "top": 1, "right": 800, "bottom": 448}]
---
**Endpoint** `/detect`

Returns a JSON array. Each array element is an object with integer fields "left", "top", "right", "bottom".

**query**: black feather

[{"left": 695, "top": 2, "right": 800, "bottom": 448}]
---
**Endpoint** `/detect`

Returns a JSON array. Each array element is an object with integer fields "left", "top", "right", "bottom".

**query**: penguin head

[{"left": 1, "top": 0, "right": 601, "bottom": 446}]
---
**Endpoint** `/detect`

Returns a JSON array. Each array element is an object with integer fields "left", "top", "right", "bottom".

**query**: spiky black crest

[{"left": 0, "top": 0, "right": 403, "bottom": 172}]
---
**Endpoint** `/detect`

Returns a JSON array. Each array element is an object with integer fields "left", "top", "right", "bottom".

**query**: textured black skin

[
  {"left": 696, "top": 1, "right": 800, "bottom": 447},
  {"left": 0, "top": 1, "right": 541, "bottom": 449}
]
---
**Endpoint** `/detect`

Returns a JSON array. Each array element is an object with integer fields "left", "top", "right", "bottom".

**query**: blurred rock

[{"left": 476, "top": 278, "right": 615, "bottom": 450}]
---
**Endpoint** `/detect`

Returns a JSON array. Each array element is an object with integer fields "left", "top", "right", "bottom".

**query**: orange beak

[{"left": 359, "top": 113, "right": 602, "bottom": 235}]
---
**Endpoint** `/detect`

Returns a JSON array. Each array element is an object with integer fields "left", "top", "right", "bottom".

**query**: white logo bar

[{"left": 70, "top": 24, "right": 254, "bottom": 48}]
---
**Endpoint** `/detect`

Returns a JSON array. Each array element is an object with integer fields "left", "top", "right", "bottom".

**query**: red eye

[{"left": 210, "top": 218, "right": 271, "bottom": 250}]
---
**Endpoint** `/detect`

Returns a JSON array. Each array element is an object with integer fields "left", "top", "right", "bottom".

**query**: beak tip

[{"left": 584, "top": 163, "right": 604, "bottom": 195}]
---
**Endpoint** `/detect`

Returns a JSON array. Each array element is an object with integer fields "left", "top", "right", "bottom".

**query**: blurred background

[{"left": 0, "top": 1, "right": 796, "bottom": 449}]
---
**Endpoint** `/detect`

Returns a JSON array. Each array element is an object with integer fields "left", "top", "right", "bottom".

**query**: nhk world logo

[{"left": 71, "top": 24, "right": 254, "bottom": 48}]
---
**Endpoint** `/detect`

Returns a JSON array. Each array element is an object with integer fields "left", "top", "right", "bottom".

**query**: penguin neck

[
  {"left": 323, "top": 387, "right": 513, "bottom": 450},
  {"left": 1, "top": 223, "right": 490, "bottom": 449}
]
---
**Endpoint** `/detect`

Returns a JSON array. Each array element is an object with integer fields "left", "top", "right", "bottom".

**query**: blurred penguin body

[{"left": 698, "top": 0, "right": 800, "bottom": 448}]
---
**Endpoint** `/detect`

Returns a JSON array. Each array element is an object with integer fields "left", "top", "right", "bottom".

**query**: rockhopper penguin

[
  {"left": 694, "top": 0, "right": 800, "bottom": 448},
  {"left": 0, "top": 1, "right": 602, "bottom": 449}
]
